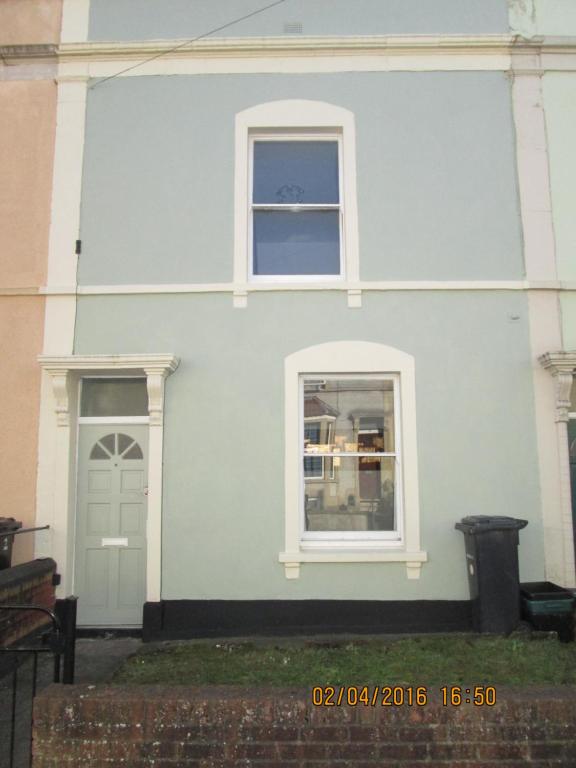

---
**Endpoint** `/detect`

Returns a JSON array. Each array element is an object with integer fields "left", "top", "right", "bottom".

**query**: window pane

[
  {"left": 253, "top": 210, "right": 340, "bottom": 275},
  {"left": 303, "top": 379, "right": 395, "bottom": 453},
  {"left": 89, "top": 443, "right": 110, "bottom": 460},
  {"left": 123, "top": 443, "right": 144, "bottom": 460},
  {"left": 253, "top": 141, "right": 339, "bottom": 204},
  {"left": 118, "top": 433, "right": 134, "bottom": 454},
  {"left": 100, "top": 434, "right": 116, "bottom": 453},
  {"left": 81, "top": 378, "right": 148, "bottom": 417},
  {"left": 304, "top": 456, "right": 396, "bottom": 532}
]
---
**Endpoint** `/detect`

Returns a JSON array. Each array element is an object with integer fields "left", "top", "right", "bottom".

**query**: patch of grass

[{"left": 113, "top": 635, "right": 576, "bottom": 686}]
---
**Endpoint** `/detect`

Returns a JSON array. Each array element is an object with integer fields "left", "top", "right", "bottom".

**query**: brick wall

[
  {"left": 0, "top": 558, "right": 57, "bottom": 646},
  {"left": 33, "top": 684, "right": 576, "bottom": 767}
]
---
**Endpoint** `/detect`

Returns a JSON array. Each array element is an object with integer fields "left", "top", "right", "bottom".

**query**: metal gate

[{"left": 0, "top": 598, "right": 77, "bottom": 768}]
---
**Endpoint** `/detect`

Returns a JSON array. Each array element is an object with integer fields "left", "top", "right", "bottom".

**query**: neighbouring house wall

[
  {"left": 509, "top": 0, "right": 576, "bottom": 36},
  {"left": 534, "top": 0, "right": 576, "bottom": 35},
  {"left": 561, "top": 297, "right": 576, "bottom": 350},
  {"left": 541, "top": 74, "right": 576, "bottom": 350},
  {"left": 542, "top": 75, "right": 576, "bottom": 285},
  {"left": 74, "top": 290, "right": 543, "bottom": 601},
  {"left": 0, "top": 4, "right": 61, "bottom": 564},
  {"left": 0, "top": 82, "right": 55, "bottom": 289},
  {"left": 0, "top": 0, "right": 62, "bottom": 44},
  {"left": 88, "top": 0, "right": 510, "bottom": 41},
  {"left": 0, "top": 297, "right": 46, "bottom": 563},
  {"left": 79, "top": 72, "right": 523, "bottom": 285}
]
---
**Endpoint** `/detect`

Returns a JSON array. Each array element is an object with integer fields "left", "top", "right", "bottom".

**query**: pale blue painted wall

[
  {"left": 79, "top": 72, "right": 523, "bottom": 285},
  {"left": 89, "top": 0, "right": 510, "bottom": 41},
  {"left": 74, "top": 291, "right": 543, "bottom": 600}
]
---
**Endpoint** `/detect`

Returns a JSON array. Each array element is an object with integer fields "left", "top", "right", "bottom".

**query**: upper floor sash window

[
  {"left": 234, "top": 100, "right": 359, "bottom": 288},
  {"left": 250, "top": 135, "right": 343, "bottom": 279}
]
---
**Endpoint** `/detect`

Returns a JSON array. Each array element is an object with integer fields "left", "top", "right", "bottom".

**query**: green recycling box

[{"left": 520, "top": 581, "right": 575, "bottom": 643}]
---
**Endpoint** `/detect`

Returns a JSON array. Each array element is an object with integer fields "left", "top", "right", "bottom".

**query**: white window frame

[
  {"left": 280, "top": 341, "right": 427, "bottom": 580},
  {"left": 300, "top": 373, "right": 403, "bottom": 545},
  {"left": 234, "top": 100, "right": 360, "bottom": 294},
  {"left": 248, "top": 131, "right": 345, "bottom": 282}
]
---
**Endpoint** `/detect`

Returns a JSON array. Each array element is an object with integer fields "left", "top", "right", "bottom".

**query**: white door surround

[
  {"left": 540, "top": 351, "right": 576, "bottom": 587},
  {"left": 37, "top": 354, "right": 179, "bottom": 603}
]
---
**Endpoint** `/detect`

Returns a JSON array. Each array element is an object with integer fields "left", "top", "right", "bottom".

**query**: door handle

[{"left": 143, "top": 486, "right": 149, "bottom": 496}]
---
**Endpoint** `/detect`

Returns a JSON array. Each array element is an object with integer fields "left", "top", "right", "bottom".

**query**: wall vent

[{"left": 283, "top": 22, "right": 303, "bottom": 34}]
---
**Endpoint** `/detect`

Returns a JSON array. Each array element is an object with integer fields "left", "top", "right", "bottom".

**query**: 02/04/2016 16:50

[{"left": 311, "top": 685, "right": 497, "bottom": 707}]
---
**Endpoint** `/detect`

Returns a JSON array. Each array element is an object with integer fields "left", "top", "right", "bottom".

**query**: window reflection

[
  {"left": 302, "top": 378, "right": 397, "bottom": 534},
  {"left": 304, "top": 457, "right": 395, "bottom": 532},
  {"left": 303, "top": 379, "right": 395, "bottom": 453}
]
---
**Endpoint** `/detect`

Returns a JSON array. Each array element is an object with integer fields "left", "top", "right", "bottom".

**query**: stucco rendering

[
  {"left": 0, "top": 0, "right": 62, "bottom": 45},
  {"left": 73, "top": 290, "right": 543, "bottom": 601},
  {"left": 80, "top": 72, "right": 523, "bottom": 286},
  {"left": 88, "top": 0, "right": 510, "bottom": 41},
  {"left": 541, "top": 73, "right": 576, "bottom": 358},
  {"left": 510, "top": 0, "right": 576, "bottom": 37},
  {"left": 0, "top": 1, "right": 61, "bottom": 564}
]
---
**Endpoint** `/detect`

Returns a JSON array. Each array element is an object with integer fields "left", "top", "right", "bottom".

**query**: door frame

[{"left": 37, "top": 354, "right": 179, "bottom": 604}]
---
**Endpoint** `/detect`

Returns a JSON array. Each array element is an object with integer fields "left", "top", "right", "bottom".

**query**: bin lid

[
  {"left": 0, "top": 517, "right": 22, "bottom": 533},
  {"left": 455, "top": 515, "right": 528, "bottom": 534}
]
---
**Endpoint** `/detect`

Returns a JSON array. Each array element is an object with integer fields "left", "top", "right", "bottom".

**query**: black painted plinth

[{"left": 142, "top": 599, "right": 473, "bottom": 642}]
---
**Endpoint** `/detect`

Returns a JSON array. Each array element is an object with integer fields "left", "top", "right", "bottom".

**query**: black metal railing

[{"left": 0, "top": 597, "right": 77, "bottom": 768}]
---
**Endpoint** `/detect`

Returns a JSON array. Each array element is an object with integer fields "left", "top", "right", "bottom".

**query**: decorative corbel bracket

[
  {"left": 144, "top": 368, "right": 169, "bottom": 426},
  {"left": 47, "top": 371, "right": 70, "bottom": 427},
  {"left": 539, "top": 352, "right": 576, "bottom": 423},
  {"left": 233, "top": 290, "right": 248, "bottom": 309},
  {"left": 406, "top": 561, "right": 423, "bottom": 580},
  {"left": 283, "top": 562, "right": 301, "bottom": 580}
]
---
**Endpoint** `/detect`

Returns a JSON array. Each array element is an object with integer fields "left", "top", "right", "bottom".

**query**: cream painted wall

[
  {"left": 560, "top": 296, "right": 576, "bottom": 350},
  {"left": 0, "top": 3, "right": 61, "bottom": 563}
]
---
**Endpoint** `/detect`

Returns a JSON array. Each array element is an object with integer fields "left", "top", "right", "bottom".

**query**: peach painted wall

[
  {"left": 0, "top": 298, "right": 47, "bottom": 563},
  {"left": 0, "top": 1, "right": 62, "bottom": 563},
  {"left": 0, "top": 0, "right": 62, "bottom": 45}
]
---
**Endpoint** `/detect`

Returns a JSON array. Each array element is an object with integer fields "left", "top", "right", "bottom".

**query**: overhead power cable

[{"left": 89, "top": 0, "right": 288, "bottom": 90}]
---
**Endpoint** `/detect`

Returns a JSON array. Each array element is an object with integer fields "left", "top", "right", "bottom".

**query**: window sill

[
  {"left": 232, "top": 285, "right": 362, "bottom": 308},
  {"left": 278, "top": 549, "right": 427, "bottom": 580}
]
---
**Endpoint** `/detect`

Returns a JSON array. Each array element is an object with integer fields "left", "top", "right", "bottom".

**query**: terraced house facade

[{"left": 26, "top": 0, "right": 576, "bottom": 634}]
